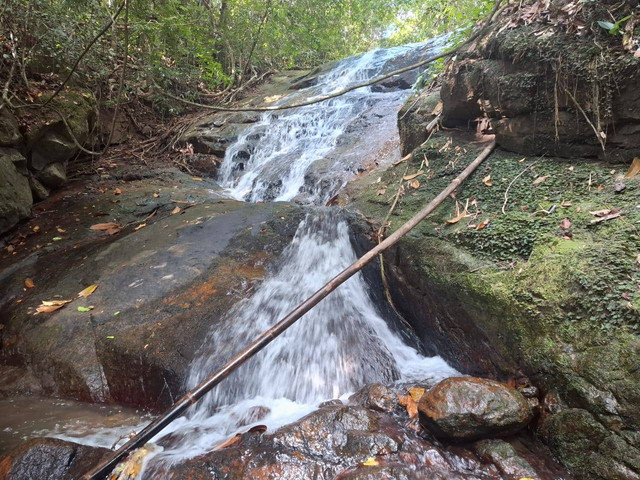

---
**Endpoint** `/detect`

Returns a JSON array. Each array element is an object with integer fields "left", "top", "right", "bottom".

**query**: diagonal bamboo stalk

[{"left": 80, "top": 139, "right": 496, "bottom": 480}]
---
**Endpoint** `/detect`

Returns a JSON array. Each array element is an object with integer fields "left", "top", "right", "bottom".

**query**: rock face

[
  {"left": 0, "top": 91, "right": 96, "bottom": 235},
  {"left": 418, "top": 377, "right": 533, "bottom": 441},
  {"left": 439, "top": 20, "right": 640, "bottom": 162},
  {"left": 0, "top": 169, "right": 305, "bottom": 410},
  {"left": 0, "top": 437, "right": 108, "bottom": 480},
  {"left": 473, "top": 439, "right": 539, "bottom": 480},
  {"left": 0, "top": 154, "right": 32, "bottom": 234}
]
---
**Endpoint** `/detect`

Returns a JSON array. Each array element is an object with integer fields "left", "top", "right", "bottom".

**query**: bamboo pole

[{"left": 80, "top": 140, "right": 496, "bottom": 480}]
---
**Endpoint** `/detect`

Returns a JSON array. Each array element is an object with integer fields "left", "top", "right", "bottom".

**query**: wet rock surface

[
  {"left": 0, "top": 437, "right": 108, "bottom": 480},
  {"left": 0, "top": 168, "right": 306, "bottom": 410},
  {"left": 418, "top": 377, "right": 533, "bottom": 441}
]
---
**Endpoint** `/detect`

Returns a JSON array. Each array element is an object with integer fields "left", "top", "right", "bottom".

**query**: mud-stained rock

[
  {"left": 0, "top": 437, "right": 108, "bottom": 480},
  {"left": 37, "top": 162, "right": 67, "bottom": 189},
  {"left": 418, "top": 377, "right": 533, "bottom": 441},
  {"left": 0, "top": 110, "right": 22, "bottom": 148},
  {"left": 349, "top": 383, "right": 398, "bottom": 413},
  {"left": 0, "top": 154, "right": 32, "bottom": 235}
]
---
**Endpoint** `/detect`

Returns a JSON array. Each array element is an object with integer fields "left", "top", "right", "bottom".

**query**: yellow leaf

[
  {"left": 409, "top": 179, "right": 420, "bottom": 189},
  {"left": 482, "top": 175, "right": 492, "bottom": 186},
  {"left": 624, "top": 157, "right": 640, "bottom": 179},
  {"left": 41, "top": 299, "right": 72, "bottom": 306},
  {"left": 35, "top": 304, "right": 64, "bottom": 314},
  {"left": 192, "top": 177, "right": 203, "bottom": 181},
  {"left": 408, "top": 387, "right": 425, "bottom": 402},
  {"left": 362, "top": 457, "right": 379, "bottom": 466},
  {"left": 403, "top": 170, "right": 424, "bottom": 181},
  {"left": 171, "top": 206, "right": 181, "bottom": 215},
  {"left": 78, "top": 284, "right": 98, "bottom": 298}
]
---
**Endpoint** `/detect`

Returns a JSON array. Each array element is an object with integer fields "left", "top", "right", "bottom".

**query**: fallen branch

[
  {"left": 155, "top": 0, "right": 504, "bottom": 113},
  {"left": 80, "top": 139, "right": 496, "bottom": 480},
  {"left": 563, "top": 87, "right": 606, "bottom": 152}
]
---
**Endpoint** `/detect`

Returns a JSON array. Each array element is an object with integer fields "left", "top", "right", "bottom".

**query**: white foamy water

[{"left": 218, "top": 39, "right": 445, "bottom": 204}]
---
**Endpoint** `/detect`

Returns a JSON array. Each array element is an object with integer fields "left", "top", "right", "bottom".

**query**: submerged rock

[
  {"left": 418, "top": 377, "right": 533, "bottom": 441},
  {"left": 473, "top": 439, "right": 538, "bottom": 479},
  {"left": 349, "top": 383, "right": 398, "bottom": 413}
]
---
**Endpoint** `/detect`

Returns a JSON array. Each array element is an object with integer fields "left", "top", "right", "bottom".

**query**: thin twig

[
  {"left": 501, "top": 162, "right": 537, "bottom": 214},
  {"left": 563, "top": 87, "right": 606, "bottom": 152}
]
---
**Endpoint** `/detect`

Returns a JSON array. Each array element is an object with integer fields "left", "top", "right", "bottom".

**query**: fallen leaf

[
  {"left": 33, "top": 225, "right": 40, "bottom": 232},
  {"left": 35, "top": 304, "right": 64, "bottom": 314},
  {"left": 153, "top": 193, "right": 159, "bottom": 198},
  {"left": 90, "top": 222, "right": 121, "bottom": 235},
  {"left": 56, "top": 227, "right": 66, "bottom": 233},
  {"left": 560, "top": 218, "right": 571, "bottom": 230},
  {"left": 561, "top": 200, "right": 572, "bottom": 207},
  {"left": 362, "top": 458, "right": 379, "bottom": 467},
  {"left": 532, "top": 175, "right": 550, "bottom": 185},
  {"left": 376, "top": 188, "right": 386, "bottom": 196},
  {"left": 476, "top": 219, "right": 490, "bottom": 230},
  {"left": 7, "top": 245, "right": 15, "bottom": 253},
  {"left": 403, "top": 170, "right": 424, "bottom": 181},
  {"left": 597, "top": 185, "right": 604, "bottom": 191},
  {"left": 24, "top": 278, "right": 35, "bottom": 288},
  {"left": 408, "top": 387, "right": 425, "bottom": 402},
  {"left": 192, "top": 177, "right": 203, "bottom": 181},
  {"left": 590, "top": 211, "right": 622, "bottom": 224},
  {"left": 78, "top": 284, "right": 98, "bottom": 298},
  {"left": 589, "top": 209, "right": 612, "bottom": 217},
  {"left": 398, "top": 394, "right": 418, "bottom": 418},
  {"left": 482, "top": 175, "right": 493, "bottom": 187},
  {"left": 77, "top": 306, "right": 94, "bottom": 312},
  {"left": 41, "top": 299, "right": 72, "bottom": 306},
  {"left": 171, "top": 206, "right": 181, "bottom": 215},
  {"left": 134, "top": 223, "right": 146, "bottom": 231},
  {"left": 446, "top": 209, "right": 468, "bottom": 224},
  {"left": 106, "top": 335, "right": 115, "bottom": 339},
  {"left": 409, "top": 179, "right": 420, "bottom": 189},
  {"left": 114, "top": 188, "right": 122, "bottom": 195},
  {"left": 624, "top": 158, "right": 640, "bottom": 179},
  {"left": 52, "top": 236, "right": 62, "bottom": 241},
  {"left": 114, "top": 311, "right": 120, "bottom": 316},
  {"left": 213, "top": 433, "right": 242, "bottom": 451}
]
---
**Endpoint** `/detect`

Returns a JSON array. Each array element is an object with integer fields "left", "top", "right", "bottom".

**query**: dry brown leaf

[
  {"left": 476, "top": 219, "right": 490, "bottom": 230},
  {"left": 624, "top": 157, "right": 640, "bottom": 179},
  {"left": 35, "top": 304, "right": 64, "bottom": 314},
  {"left": 446, "top": 209, "right": 468, "bottom": 224},
  {"left": 589, "top": 209, "right": 612, "bottom": 217},
  {"left": 56, "top": 227, "right": 66, "bottom": 233},
  {"left": 403, "top": 170, "right": 424, "bottom": 181},
  {"left": 171, "top": 206, "right": 181, "bottom": 215},
  {"left": 482, "top": 175, "right": 493, "bottom": 187},
  {"left": 90, "top": 222, "right": 121, "bottom": 236},
  {"left": 134, "top": 223, "right": 146, "bottom": 231},
  {"left": 213, "top": 433, "right": 241, "bottom": 451},
  {"left": 24, "top": 278, "right": 35, "bottom": 289},
  {"left": 153, "top": 193, "right": 159, "bottom": 198},
  {"left": 376, "top": 188, "right": 386, "bottom": 196},
  {"left": 408, "top": 387, "right": 425, "bottom": 402},
  {"left": 560, "top": 218, "right": 572, "bottom": 230},
  {"left": 532, "top": 175, "right": 550, "bottom": 185},
  {"left": 409, "top": 179, "right": 420, "bottom": 189},
  {"left": 78, "top": 284, "right": 98, "bottom": 298},
  {"left": 114, "top": 188, "right": 122, "bottom": 195},
  {"left": 41, "top": 299, "right": 72, "bottom": 306},
  {"left": 192, "top": 177, "right": 203, "bottom": 181},
  {"left": 561, "top": 200, "right": 572, "bottom": 207}
]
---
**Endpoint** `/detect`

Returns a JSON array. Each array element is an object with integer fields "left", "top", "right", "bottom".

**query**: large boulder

[
  {"left": 0, "top": 153, "right": 32, "bottom": 235},
  {"left": 418, "top": 377, "right": 533, "bottom": 441},
  {"left": 37, "top": 162, "right": 66, "bottom": 189},
  {"left": 0, "top": 437, "right": 107, "bottom": 480},
  {"left": 0, "top": 110, "right": 22, "bottom": 147},
  {"left": 0, "top": 169, "right": 305, "bottom": 409}
]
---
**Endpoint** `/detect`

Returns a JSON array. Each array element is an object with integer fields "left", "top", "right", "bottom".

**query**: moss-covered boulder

[
  {"left": 0, "top": 152, "right": 32, "bottom": 235},
  {"left": 345, "top": 125, "right": 640, "bottom": 477}
]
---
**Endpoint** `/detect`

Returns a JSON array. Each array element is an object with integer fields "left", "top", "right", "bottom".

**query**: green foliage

[{"left": 597, "top": 15, "right": 631, "bottom": 35}]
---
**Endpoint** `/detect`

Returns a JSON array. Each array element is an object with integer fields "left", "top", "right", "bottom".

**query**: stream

[{"left": 6, "top": 37, "right": 461, "bottom": 477}]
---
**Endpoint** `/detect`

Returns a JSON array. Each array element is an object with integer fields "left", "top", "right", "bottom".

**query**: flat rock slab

[{"left": 0, "top": 169, "right": 306, "bottom": 410}]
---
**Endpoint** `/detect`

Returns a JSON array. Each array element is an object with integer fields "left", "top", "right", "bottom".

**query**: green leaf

[
  {"left": 597, "top": 21, "right": 615, "bottom": 31},
  {"left": 106, "top": 335, "right": 115, "bottom": 339},
  {"left": 77, "top": 306, "right": 91, "bottom": 312}
]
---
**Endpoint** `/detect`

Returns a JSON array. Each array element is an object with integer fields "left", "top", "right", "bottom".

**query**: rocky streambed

[{"left": 1, "top": 8, "right": 640, "bottom": 480}]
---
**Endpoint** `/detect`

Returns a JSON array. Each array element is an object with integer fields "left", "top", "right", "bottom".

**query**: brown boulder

[{"left": 418, "top": 377, "right": 533, "bottom": 441}]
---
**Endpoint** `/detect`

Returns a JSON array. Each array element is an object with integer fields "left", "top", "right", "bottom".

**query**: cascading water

[
  {"left": 129, "top": 36, "right": 458, "bottom": 477},
  {"left": 38, "top": 36, "right": 459, "bottom": 478}
]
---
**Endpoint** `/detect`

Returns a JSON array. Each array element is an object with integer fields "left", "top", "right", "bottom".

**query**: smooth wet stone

[
  {"left": 0, "top": 437, "right": 107, "bottom": 480},
  {"left": 418, "top": 377, "right": 533, "bottom": 441}
]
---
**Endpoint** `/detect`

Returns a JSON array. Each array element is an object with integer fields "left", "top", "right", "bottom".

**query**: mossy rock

[{"left": 346, "top": 129, "right": 640, "bottom": 478}]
